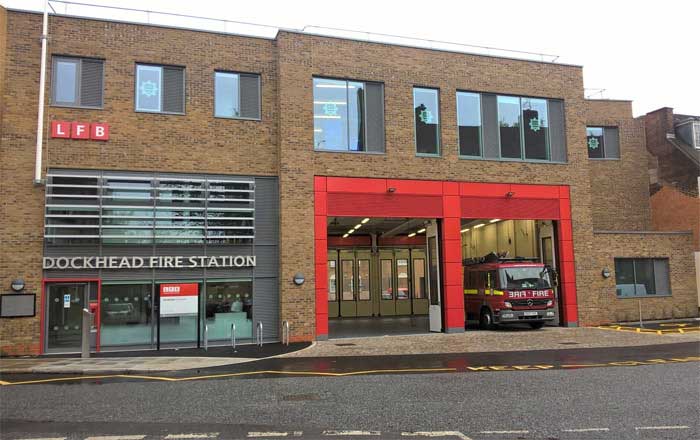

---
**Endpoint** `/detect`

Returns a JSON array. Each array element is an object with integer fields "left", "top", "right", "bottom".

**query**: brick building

[{"left": 1, "top": 5, "right": 697, "bottom": 355}]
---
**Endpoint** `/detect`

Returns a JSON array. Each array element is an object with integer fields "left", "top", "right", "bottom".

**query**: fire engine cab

[{"left": 463, "top": 253, "right": 557, "bottom": 330}]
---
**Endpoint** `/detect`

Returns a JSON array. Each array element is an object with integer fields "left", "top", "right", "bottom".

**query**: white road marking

[
  {"left": 247, "top": 433, "right": 289, "bottom": 438},
  {"left": 479, "top": 430, "right": 529, "bottom": 434},
  {"left": 401, "top": 431, "right": 472, "bottom": 439},
  {"left": 562, "top": 428, "right": 610, "bottom": 432},
  {"left": 292, "top": 432, "right": 303, "bottom": 437},
  {"left": 635, "top": 425, "right": 690, "bottom": 430},
  {"left": 13, "top": 438, "right": 67, "bottom": 440},
  {"left": 322, "top": 431, "right": 381, "bottom": 436},
  {"left": 85, "top": 436, "right": 146, "bottom": 440},
  {"left": 165, "top": 434, "right": 219, "bottom": 439}
]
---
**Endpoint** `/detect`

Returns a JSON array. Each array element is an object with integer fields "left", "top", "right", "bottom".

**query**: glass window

[
  {"left": 314, "top": 78, "right": 349, "bottom": 151},
  {"left": 358, "top": 259, "right": 370, "bottom": 300},
  {"left": 498, "top": 96, "right": 521, "bottom": 158},
  {"left": 694, "top": 123, "right": 700, "bottom": 148},
  {"left": 396, "top": 259, "right": 409, "bottom": 300},
  {"left": 522, "top": 98, "right": 549, "bottom": 160},
  {"left": 413, "top": 258, "right": 425, "bottom": 299},
  {"left": 55, "top": 60, "right": 78, "bottom": 104},
  {"left": 615, "top": 258, "right": 671, "bottom": 297},
  {"left": 205, "top": 281, "right": 253, "bottom": 340},
  {"left": 587, "top": 127, "right": 605, "bottom": 158},
  {"left": 347, "top": 81, "right": 366, "bottom": 151},
  {"left": 457, "top": 92, "right": 482, "bottom": 157},
  {"left": 100, "top": 284, "right": 153, "bottom": 347},
  {"left": 341, "top": 260, "right": 354, "bottom": 301},
  {"left": 215, "top": 72, "right": 240, "bottom": 118},
  {"left": 136, "top": 65, "right": 162, "bottom": 112},
  {"left": 381, "top": 259, "right": 393, "bottom": 300},
  {"left": 499, "top": 267, "right": 551, "bottom": 290},
  {"left": 414, "top": 88, "right": 440, "bottom": 155},
  {"left": 328, "top": 260, "right": 337, "bottom": 301}
]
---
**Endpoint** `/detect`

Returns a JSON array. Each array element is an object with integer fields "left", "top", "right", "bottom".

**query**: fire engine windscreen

[{"left": 500, "top": 267, "right": 552, "bottom": 290}]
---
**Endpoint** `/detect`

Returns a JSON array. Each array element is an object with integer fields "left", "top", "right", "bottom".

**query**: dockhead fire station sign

[{"left": 43, "top": 255, "right": 256, "bottom": 270}]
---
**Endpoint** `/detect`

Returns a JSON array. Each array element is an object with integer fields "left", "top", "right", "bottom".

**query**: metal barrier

[
  {"left": 282, "top": 320, "right": 290, "bottom": 346},
  {"left": 256, "top": 321, "right": 263, "bottom": 347},
  {"left": 81, "top": 308, "right": 92, "bottom": 358},
  {"left": 230, "top": 323, "right": 237, "bottom": 352},
  {"left": 203, "top": 324, "right": 209, "bottom": 351}
]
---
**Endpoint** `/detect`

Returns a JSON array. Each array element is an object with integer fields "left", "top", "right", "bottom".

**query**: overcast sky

[{"left": 4, "top": 0, "right": 698, "bottom": 116}]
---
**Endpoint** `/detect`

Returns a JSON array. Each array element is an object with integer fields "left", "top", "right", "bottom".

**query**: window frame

[
  {"left": 413, "top": 86, "right": 442, "bottom": 157},
  {"left": 495, "top": 94, "right": 553, "bottom": 162},
  {"left": 587, "top": 126, "right": 620, "bottom": 160},
  {"left": 134, "top": 63, "right": 186, "bottom": 115},
  {"left": 614, "top": 257, "right": 672, "bottom": 298},
  {"left": 312, "top": 76, "right": 385, "bottom": 154},
  {"left": 456, "top": 90, "right": 483, "bottom": 158},
  {"left": 213, "top": 70, "right": 262, "bottom": 121},
  {"left": 50, "top": 55, "right": 105, "bottom": 109},
  {"left": 693, "top": 122, "right": 700, "bottom": 149}
]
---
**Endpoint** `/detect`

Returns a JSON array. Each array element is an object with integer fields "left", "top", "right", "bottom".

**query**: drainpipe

[{"left": 34, "top": 0, "right": 49, "bottom": 185}]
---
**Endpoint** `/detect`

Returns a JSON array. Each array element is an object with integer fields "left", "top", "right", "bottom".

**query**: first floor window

[
  {"left": 457, "top": 91, "right": 482, "bottom": 157},
  {"left": 587, "top": 126, "right": 620, "bottom": 159},
  {"left": 615, "top": 258, "right": 670, "bottom": 297},
  {"left": 498, "top": 95, "right": 550, "bottom": 160},
  {"left": 414, "top": 87, "right": 441, "bottom": 155},
  {"left": 498, "top": 96, "right": 522, "bottom": 158},
  {"left": 136, "top": 64, "right": 185, "bottom": 114},
  {"left": 51, "top": 56, "right": 104, "bottom": 108},
  {"left": 214, "top": 71, "right": 261, "bottom": 119}
]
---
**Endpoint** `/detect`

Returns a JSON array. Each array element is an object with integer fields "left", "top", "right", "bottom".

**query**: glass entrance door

[
  {"left": 426, "top": 220, "right": 442, "bottom": 332},
  {"left": 156, "top": 282, "right": 199, "bottom": 348},
  {"left": 46, "top": 283, "right": 88, "bottom": 352}
]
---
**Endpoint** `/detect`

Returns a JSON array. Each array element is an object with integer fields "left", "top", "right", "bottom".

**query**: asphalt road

[{"left": 2, "top": 359, "right": 699, "bottom": 440}]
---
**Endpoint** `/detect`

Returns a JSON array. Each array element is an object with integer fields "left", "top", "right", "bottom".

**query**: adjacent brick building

[{"left": 0, "top": 6, "right": 697, "bottom": 355}]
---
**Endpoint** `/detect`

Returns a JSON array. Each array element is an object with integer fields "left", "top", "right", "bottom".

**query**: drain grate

[{"left": 335, "top": 343, "right": 356, "bottom": 347}]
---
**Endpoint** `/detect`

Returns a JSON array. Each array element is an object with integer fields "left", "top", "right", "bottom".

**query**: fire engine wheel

[
  {"left": 479, "top": 308, "right": 494, "bottom": 330},
  {"left": 529, "top": 322, "right": 545, "bottom": 329}
]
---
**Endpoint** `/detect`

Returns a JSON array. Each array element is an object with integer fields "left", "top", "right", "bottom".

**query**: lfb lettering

[{"left": 50, "top": 121, "right": 110, "bottom": 141}]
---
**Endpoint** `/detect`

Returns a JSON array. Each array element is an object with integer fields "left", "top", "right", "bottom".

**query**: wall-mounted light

[
  {"left": 601, "top": 268, "right": 611, "bottom": 279},
  {"left": 505, "top": 191, "right": 515, "bottom": 198},
  {"left": 293, "top": 273, "right": 305, "bottom": 285},
  {"left": 387, "top": 187, "right": 396, "bottom": 193},
  {"left": 10, "top": 279, "right": 25, "bottom": 292}
]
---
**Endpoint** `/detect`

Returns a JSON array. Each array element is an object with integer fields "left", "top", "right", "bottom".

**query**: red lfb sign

[
  {"left": 159, "top": 283, "right": 199, "bottom": 297},
  {"left": 51, "top": 121, "right": 109, "bottom": 141}
]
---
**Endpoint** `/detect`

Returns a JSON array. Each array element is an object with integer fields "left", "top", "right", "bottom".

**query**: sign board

[
  {"left": 51, "top": 121, "right": 110, "bottom": 141},
  {"left": 63, "top": 294, "right": 71, "bottom": 308},
  {"left": 159, "top": 283, "right": 198, "bottom": 317},
  {"left": 43, "top": 255, "right": 256, "bottom": 270},
  {"left": 0, "top": 294, "right": 36, "bottom": 318}
]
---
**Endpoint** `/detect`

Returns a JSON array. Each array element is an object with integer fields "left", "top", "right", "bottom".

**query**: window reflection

[
  {"left": 396, "top": 259, "right": 409, "bottom": 299},
  {"left": 381, "top": 259, "right": 393, "bottom": 300},
  {"left": 414, "top": 88, "right": 440, "bottom": 155},
  {"left": 341, "top": 260, "right": 354, "bottom": 301},
  {"left": 413, "top": 258, "right": 426, "bottom": 299},
  {"left": 587, "top": 127, "right": 605, "bottom": 158},
  {"left": 100, "top": 284, "right": 153, "bottom": 347},
  {"left": 498, "top": 96, "right": 521, "bottom": 158},
  {"left": 205, "top": 281, "right": 253, "bottom": 340},
  {"left": 522, "top": 98, "right": 549, "bottom": 160},
  {"left": 358, "top": 259, "right": 370, "bottom": 300},
  {"left": 328, "top": 260, "right": 337, "bottom": 301},
  {"left": 457, "top": 92, "right": 481, "bottom": 156}
]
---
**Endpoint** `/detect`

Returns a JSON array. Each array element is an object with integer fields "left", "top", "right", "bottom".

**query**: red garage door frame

[{"left": 314, "top": 176, "right": 577, "bottom": 339}]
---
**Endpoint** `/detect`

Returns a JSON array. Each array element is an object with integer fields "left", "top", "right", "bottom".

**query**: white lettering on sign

[
  {"left": 508, "top": 290, "right": 552, "bottom": 298},
  {"left": 43, "top": 255, "right": 256, "bottom": 270}
]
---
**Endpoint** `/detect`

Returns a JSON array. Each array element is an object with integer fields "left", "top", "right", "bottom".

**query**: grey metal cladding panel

[
  {"left": 604, "top": 127, "right": 620, "bottom": 158},
  {"left": 365, "top": 82, "right": 385, "bottom": 152},
  {"left": 254, "top": 177, "right": 279, "bottom": 245},
  {"left": 204, "top": 267, "right": 254, "bottom": 279},
  {"left": 153, "top": 268, "right": 205, "bottom": 280},
  {"left": 44, "top": 246, "right": 100, "bottom": 257},
  {"left": 548, "top": 100, "right": 567, "bottom": 162},
  {"left": 155, "top": 246, "right": 205, "bottom": 256},
  {"left": 240, "top": 74, "right": 261, "bottom": 119},
  {"left": 252, "top": 244, "right": 279, "bottom": 278},
  {"left": 162, "top": 67, "right": 185, "bottom": 114},
  {"left": 44, "top": 270, "right": 98, "bottom": 279},
  {"left": 253, "top": 277, "right": 279, "bottom": 339},
  {"left": 101, "top": 269, "right": 153, "bottom": 281},
  {"left": 80, "top": 59, "right": 103, "bottom": 107},
  {"left": 206, "top": 244, "right": 254, "bottom": 256},
  {"left": 481, "top": 94, "right": 499, "bottom": 159},
  {"left": 102, "top": 246, "right": 155, "bottom": 257}
]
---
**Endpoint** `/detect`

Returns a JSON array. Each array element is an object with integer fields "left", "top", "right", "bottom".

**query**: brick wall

[
  {"left": 585, "top": 100, "right": 651, "bottom": 231},
  {"left": 587, "top": 232, "right": 698, "bottom": 324},
  {"left": 651, "top": 186, "right": 700, "bottom": 250}
]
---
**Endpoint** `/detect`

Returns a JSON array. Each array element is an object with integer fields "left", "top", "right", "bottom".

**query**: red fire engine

[{"left": 463, "top": 253, "right": 558, "bottom": 329}]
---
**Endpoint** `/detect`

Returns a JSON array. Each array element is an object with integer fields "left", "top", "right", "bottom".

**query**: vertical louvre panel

[
  {"left": 79, "top": 59, "right": 103, "bottom": 107},
  {"left": 162, "top": 67, "right": 185, "bottom": 113},
  {"left": 481, "top": 94, "right": 499, "bottom": 159},
  {"left": 604, "top": 127, "right": 620, "bottom": 158},
  {"left": 239, "top": 74, "right": 260, "bottom": 119},
  {"left": 653, "top": 259, "right": 670, "bottom": 295},
  {"left": 548, "top": 99, "right": 567, "bottom": 162},
  {"left": 365, "top": 82, "right": 385, "bottom": 152}
]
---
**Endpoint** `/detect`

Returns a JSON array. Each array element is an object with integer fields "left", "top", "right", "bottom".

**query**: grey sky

[{"left": 3, "top": 0, "right": 698, "bottom": 116}]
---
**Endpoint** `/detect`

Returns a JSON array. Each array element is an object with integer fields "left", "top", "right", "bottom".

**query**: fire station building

[{"left": 0, "top": 5, "right": 697, "bottom": 355}]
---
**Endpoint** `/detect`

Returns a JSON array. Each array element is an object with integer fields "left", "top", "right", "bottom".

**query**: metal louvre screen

[
  {"left": 548, "top": 99, "right": 567, "bottom": 162},
  {"left": 162, "top": 67, "right": 185, "bottom": 113},
  {"left": 481, "top": 94, "right": 499, "bottom": 159},
  {"left": 365, "top": 82, "right": 385, "bottom": 152},
  {"left": 604, "top": 127, "right": 620, "bottom": 158},
  {"left": 327, "top": 193, "right": 443, "bottom": 218},
  {"left": 45, "top": 170, "right": 255, "bottom": 246},
  {"left": 80, "top": 59, "right": 103, "bottom": 108},
  {"left": 461, "top": 197, "right": 560, "bottom": 220},
  {"left": 239, "top": 74, "right": 260, "bottom": 119}
]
